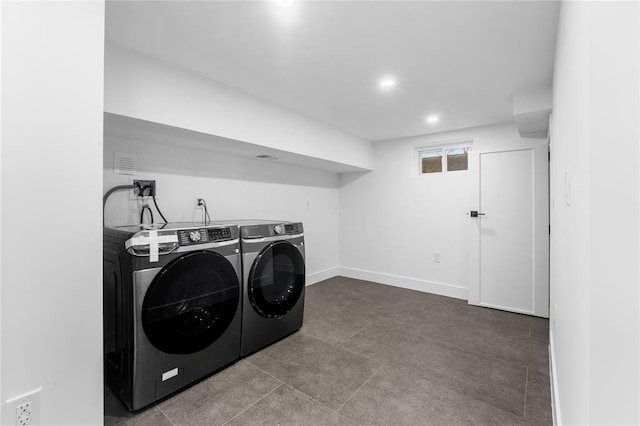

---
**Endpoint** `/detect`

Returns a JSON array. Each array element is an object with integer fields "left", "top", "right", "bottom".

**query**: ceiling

[{"left": 105, "top": 0, "right": 560, "bottom": 142}]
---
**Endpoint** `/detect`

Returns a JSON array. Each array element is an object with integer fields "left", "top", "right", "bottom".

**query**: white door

[{"left": 467, "top": 144, "right": 549, "bottom": 317}]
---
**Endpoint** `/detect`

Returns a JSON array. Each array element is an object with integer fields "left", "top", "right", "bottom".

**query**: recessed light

[
  {"left": 426, "top": 115, "right": 440, "bottom": 124},
  {"left": 275, "top": 0, "right": 294, "bottom": 7},
  {"left": 378, "top": 78, "right": 396, "bottom": 89}
]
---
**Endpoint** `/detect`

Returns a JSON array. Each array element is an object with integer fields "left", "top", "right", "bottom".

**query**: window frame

[{"left": 416, "top": 140, "right": 473, "bottom": 176}]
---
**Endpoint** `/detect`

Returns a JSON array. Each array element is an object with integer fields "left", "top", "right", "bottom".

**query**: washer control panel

[{"left": 178, "top": 226, "right": 234, "bottom": 246}]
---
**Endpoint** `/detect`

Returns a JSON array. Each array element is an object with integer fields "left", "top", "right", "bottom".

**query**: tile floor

[{"left": 105, "top": 276, "right": 552, "bottom": 425}]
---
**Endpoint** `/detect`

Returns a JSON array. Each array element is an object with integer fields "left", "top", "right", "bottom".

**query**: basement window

[
  {"left": 418, "top": 145, "right": 471, "bottom": 174},
  {"left": 420, "top": 150, "right": 443, "bottom": 174},
  {"left": 445, "top": 147, "right": 470, "bottom": 171}
]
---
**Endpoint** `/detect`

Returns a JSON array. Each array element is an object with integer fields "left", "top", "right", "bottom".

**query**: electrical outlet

[
  {"left": 195, "top": 197, "right": 204, "bottom": 208},
  {"left": 433, "top": 251, "right": 441, "bottom": 263},
  {"left": 17, "top": 402, "right": 30, "bottom": 417},
  {"left": 3, "top": 388, "right": 41, "bottom": 426},
  {"left": 17, "top": 402, "right": 31, "bottom": 426},
  {"left": 132, "top": 179, "right": 156, "bottom": 197}
]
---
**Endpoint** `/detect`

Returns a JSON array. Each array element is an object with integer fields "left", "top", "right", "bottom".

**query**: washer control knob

[
  {"left": 273, "top": 224, "right": 283, "bottom": 235},
  {"left": 189, "top": 231, "right": 201, "bottom": 242}
]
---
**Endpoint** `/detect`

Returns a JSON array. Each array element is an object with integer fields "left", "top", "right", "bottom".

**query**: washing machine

[
  {"left": 216, "top": 220, "right": 306, "bottom": 356},
  {"left": 103, "top": 222, "right": 242, "bottom": 411}
]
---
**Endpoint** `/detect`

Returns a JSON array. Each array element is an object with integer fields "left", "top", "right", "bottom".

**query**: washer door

[
  {"left": 142, "top": 251, "right": 240, "bottom": 354},
  {"left": 248, "top": 241, "right": 305, "bottom": 318}
]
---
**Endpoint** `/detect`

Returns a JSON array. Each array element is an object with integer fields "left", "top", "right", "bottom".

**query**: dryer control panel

[
  {"left": 242, "top": 222, "right": 304, "bottom": 239},
  {"left": 178, "top": 227, "right": 234, "bottom": 246}
]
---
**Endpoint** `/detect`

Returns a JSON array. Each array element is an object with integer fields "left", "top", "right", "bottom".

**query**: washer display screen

[
  {"left": 142, "top": 251, "right": 240, "bottom": 354},
  {"left": 248, "top": 242, "right": 305, "bottom": 318}
]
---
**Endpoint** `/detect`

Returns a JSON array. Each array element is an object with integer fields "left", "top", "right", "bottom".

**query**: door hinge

[
  {"left": 549, "top": 225, "right": 551, "bottom": 234},
  {"left": 548, "top": 151, "right": 551, "bottom": 161}
]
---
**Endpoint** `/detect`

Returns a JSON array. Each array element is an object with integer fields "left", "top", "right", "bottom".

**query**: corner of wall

[
  {"left": 549, "top": 330, "right": 562, "bottom": 426},
  {"left": 306, "top": 267, "right": 341, "bottom": 286}
]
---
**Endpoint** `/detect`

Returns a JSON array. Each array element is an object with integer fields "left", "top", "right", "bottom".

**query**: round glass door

[
  {"left": 142, "top": 251, "right": 240, "bottom": 354},
  {"left": 248, "top": 241, "right": 305, "bottom": 318}
]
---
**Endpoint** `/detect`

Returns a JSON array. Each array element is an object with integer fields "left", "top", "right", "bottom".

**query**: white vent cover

[{"left": 114, "top": 151, "right": 137, "bottom": 175}]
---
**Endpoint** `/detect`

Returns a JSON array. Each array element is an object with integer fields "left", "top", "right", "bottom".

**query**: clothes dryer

[
  {"left": 103, "top": 223, "right": 241, "bottom": 411},
  {"left": 218, "top": 220, "right": 306, "bottom": 356}
]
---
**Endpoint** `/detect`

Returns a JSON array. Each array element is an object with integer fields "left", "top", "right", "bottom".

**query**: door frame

[{"left": 467, "top": 141, "right": 550, "bottom": 317}]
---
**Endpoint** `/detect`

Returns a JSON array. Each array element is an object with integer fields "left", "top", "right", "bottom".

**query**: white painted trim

[
  {"left": 306, "top": 267, "right": 340, "bottom": 286},
  {"left": 412, "top": 136, "right": 475, "bottom": 151},
  {"left": 339, "top": 267, "right": 468, "bottom": 300},
  {"left": 549, "top": 329, "right": 562, "bottom": 426}
]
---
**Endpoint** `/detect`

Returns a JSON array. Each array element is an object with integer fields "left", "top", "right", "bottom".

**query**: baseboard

[
  {"left": 549, "top": 329, "right": 562, "bottom": 426},
  {"left": 338, "top": 267, "right": 468, "bottom": 300},
  {"left": 306, "top": 267, "right": 340, "bottom": 286}
]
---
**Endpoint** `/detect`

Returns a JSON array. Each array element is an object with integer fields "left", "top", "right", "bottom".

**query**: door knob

[{"left": 470, "top": 210, "right": 485, "bottom": 217}]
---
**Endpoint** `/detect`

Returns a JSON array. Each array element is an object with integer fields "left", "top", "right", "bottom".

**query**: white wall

[
  {"left": 339, "top": 122, "right": 545, "bottom": 299},
  {"left": 550, "top": 1, "right": 640, "bottom": 424},
  {"left": 0, "top": 2, "right": 104, "bottom": 425},
  {"left": 104, "top": 42, "right": 373, "bottom": 172},
  {"left": 104, "top": 136, "right": 340, "bottom": 284}
]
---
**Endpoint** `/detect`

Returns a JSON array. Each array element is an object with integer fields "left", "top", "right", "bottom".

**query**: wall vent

[{"left": 114, "top": 151, "right": 137, "bottom": 175}]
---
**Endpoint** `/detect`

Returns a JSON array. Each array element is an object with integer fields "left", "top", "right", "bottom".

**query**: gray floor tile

[
  {"left": 338, "top": 364, "right": 524, "bottom": 426},
  {"left": 340, "top": 320, "right": 527, "bottom": 416},
  {"left": 308, "top": 276, "right": 420, "bottom": 309},
  {"left": 530, "top": 317, "right": 550, "bottom": 343},
  {"left": 307, "top": 278, "right": 456, "bottom": 334},
  {"left": 525, "top": 369, "right": 553, "bottom": 425},
  {"left": 418, "top": 312, "right": 549, "bottom": 373},
  {"left": 226, "top": 384, "right": 356, "bottom": 426},
  {"left": 310, "top": 285, "right": 389, "bottom": 312},
  {"left": 419, "top": 301, "right": 533, "bottom": 338},
  {"left": 104, "top": 386, "right": 172, "bottom": 426},
  {"left": 246, "top": 332, "right": 381, "bottom": 409},
  {"left": 157, "top": 360, "right": 281, "bottom": 426},
  {"left": 379, "top": 299, "right": 459, "bottom": 330},
  {"left": 301, "top": 303, "right": 372, "bottom": 344}
]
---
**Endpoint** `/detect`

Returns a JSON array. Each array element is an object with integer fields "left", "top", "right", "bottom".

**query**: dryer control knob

[
  {"left": 273, "top": 224, "right": 283, "bottom": 235},
  {"left": 189, "top": 231, "right": 201, "bottom": 242}
]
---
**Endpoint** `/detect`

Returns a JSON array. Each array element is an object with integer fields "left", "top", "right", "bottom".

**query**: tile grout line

[
  {"left": 154, "top": 403, "right": 176, "bottom": 426},
  {"left": 244, "top": 359, "right": 286, "bottom": 386},
  {"left": 221, "top": 383, "right": 284, "bottom": 426},
  {"left": 281, "top": 379, "right": 361, "bottom": 423},
  {"left": 283, "top": 380, "right": 335, "bottom": 407},
  {"left": 300, "top": 329, "right": 351, "bottom": 347},
  {"left": 414, "top": 329, "right": 537, "bottom": 374},
  {"left": 337, "top": 320, "right": 374, "bottom": 346},
  {"left": 523, "top": 367, "right": 530, "bottom": 418},
  {"left": 247, "top": 358, "right": 354, "bottom": 415},
  {"left": 336, "top": 363, "right": 385, "bottom": 413},
  {"left": 336, "top": 342, "right": 385, "bottom": 366}
]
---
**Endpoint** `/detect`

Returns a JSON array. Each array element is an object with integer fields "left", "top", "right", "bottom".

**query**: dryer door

[
  {"left": 248, "top": 241, "right": 305, "bottom": 318},
  {"left": 142, "top": 251, "right": 240, "bottom": 354}
]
